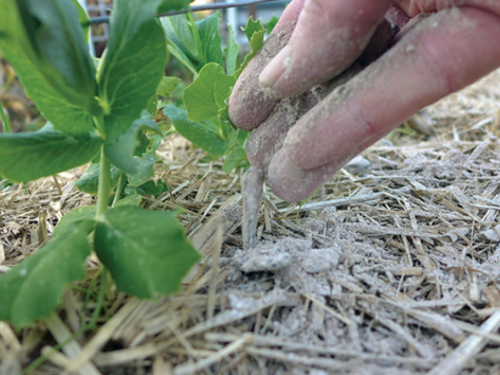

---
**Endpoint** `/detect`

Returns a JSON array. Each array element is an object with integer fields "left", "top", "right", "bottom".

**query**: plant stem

[
  {"left": 82, "top": 267, "right": 103, "bottom": 314},
  {"left": 112, "top": 173, "right": 126, "bottom": 207},
  {"left": 94, "top": 114, "right": 106, "bottom": 138},
  {"left": 0, "top": 100, "right": 12, "bottom": 134},
  {"left": 89, "top": 267, "right": 108, "bottom": 330},
  {"left": 96, "top": 145, "right": 111, "bottom": 218}
]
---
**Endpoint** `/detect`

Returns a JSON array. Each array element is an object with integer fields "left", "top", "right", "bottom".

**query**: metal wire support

[{"left": 88, "top": 0, "right": 283, "bottom": 25}]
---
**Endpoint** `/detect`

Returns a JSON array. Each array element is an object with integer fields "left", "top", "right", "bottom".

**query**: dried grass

[{"left": 1, "top": 69, "right": 500, "bottom": 375}]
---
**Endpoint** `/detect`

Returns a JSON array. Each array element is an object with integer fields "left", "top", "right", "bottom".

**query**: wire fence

[
  {"left": 82, "top": 0, "right": 289, "bottom": 55},
  {"left": 84, "top": 0, "right": 113, "bottom": 56},
  {"left": 86, "top": 0, "right": 113, "bottom": 43}
]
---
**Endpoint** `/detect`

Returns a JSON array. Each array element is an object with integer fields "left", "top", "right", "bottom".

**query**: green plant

[
  {"left": 0, "top": 0, "right": 269, "bottom": 329},
  {"left": 162, "top": 14, "right": 266, "bottom": 173},
  {"left": 0, "top": 101, "right": 12, "bottom": 134},
  {"left": 0, "top": 0, "right": 201, "bottom": 328}
]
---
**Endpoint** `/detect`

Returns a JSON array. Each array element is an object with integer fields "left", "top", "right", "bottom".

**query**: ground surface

[{"left": 1, "top": 69, "right": 500, "bottom": 375}]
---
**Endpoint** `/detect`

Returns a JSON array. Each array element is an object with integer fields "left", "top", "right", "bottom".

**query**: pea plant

[
  {"left": 162, "top": 10, "right": 265, "bottom": 173},
  {"left": 0, "top": 0, "right": 264, "bottom": 329}
]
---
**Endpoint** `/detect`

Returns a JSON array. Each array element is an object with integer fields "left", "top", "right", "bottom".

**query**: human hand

[{"left": 228, "top": 0, "right": 500, "bottom": 201}]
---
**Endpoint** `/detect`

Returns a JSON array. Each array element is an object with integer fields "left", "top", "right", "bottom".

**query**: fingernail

[{"left": 259, "top": 45, "right": 291, "bottom": 89}]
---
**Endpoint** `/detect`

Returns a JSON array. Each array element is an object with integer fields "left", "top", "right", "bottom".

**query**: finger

[
  {"left": 247, "top": 18, "right": 398, "bottom": 173},
  {"left": 270, "top": 7, "right": 500, "bottom": 201},
  {"left": 268, "top": 139, "right": 375, "bottom": 202},
  {"left": 259, "top": 0, "right": 393, "bottom": 99},
  {"left": 247, "top": 71, "right": 357, "bottom": 172},
  {"left": 228, "top": 0, "right": 305, "bottom": 131},
  {"left": 246, "top": 95, "right": 304, "bottom": 171},
  {"left": 284, "top": 8, "right": 500, "bottom": 170},
  {"left": 246, "top": 86, "right": 325, "bottom": 171}
]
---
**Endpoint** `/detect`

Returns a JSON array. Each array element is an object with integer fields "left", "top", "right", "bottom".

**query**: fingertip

[
  {"left": 268, "top": 147, "right": 357, "bottom": 202},
  {"left": 267, "top": 150, "right": 320, "bottom": 202},
  {"left": 228, "top": 13, "right": 297, "bottom": 129},
  {"left": 246, "top": 94, "right": 306, "bottom": 172},
  {"left": 228, "top": 72, "right": 277, "bottom": 131}
]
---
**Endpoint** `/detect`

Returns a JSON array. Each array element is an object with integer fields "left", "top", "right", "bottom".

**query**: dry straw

[{"left": 1, "top": 70, "right": 500, "bottom": 374}]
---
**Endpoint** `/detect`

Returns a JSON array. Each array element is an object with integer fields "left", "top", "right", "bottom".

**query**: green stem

[
  {"left": 94, "top": 115, "right": 106, "bottom": 138},
  {"left": 23, "top": 269, "right": 109, "bottom": 375},
  {"left": 82, "top": 268, "right": 103, "bottom": 315},
  {"left": 96, "top": 145, "right": 111, "bottom": 218},
  {"left": 89, "top": 268, "right": 108, "bottom": 330},
  {"left": 0, "top": 101, "right": 12, "bottom": 134},
  {"left": 112, "top": 173, "right": 126, "bottom": 207}
]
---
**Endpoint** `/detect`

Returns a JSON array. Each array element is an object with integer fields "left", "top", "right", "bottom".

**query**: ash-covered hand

[{"left": 228, "top": 0, "right": 500, "bottom": 201}]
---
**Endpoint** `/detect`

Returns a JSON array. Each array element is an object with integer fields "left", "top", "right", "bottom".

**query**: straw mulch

[{"left": 1, "top": 69, "right": 500, "bottom": 375}]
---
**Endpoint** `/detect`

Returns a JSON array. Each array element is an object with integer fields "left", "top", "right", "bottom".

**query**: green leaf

[
  {"left": 99, "top": 0, "right": 167, "bottom": 140},
  {"left": 0, "top": 220, "right": 94, "bottom": 328},
  {"left": 215, "top": 114, "right": 232, "bottom": 141},
  {"left": 183, "top": 63, "right": 236, "bottom": 122},
  {"left": 162, "top": 12, "right": 224, "bottom": 73},
  {"left": 242, "top": 17, "right": 265, "bottom": 41},
  {"left": 137, "top": 179, "right": 168, "bottom": 197},
  {"left": 114, "top": 193, "right": 142, "bottom": 207},
  {"left": 163, "top": 106, "right": 226, "bottom": 157},
  {"left": 71, "top": 0, "right": 91, "bottom": 44},
  {"left": 94, "top": 206, "right": 200, "bottom": 299},
  {"left": 136, "top": 129, "right": 153, "bottom": 156},
  {"left": 235, "top": 17, "right": 265, "bottom": 79},
  {"left": 52, "top": 206, "right": 96, "bottom": 240},
  {"left": 264, "top": 15, "right": 280, "bottom": 35},
  {"left": 126, "top": 151, "right": 160, "bottom": 187},
  {"left": 146, "top": 93, "right": 158, "bottom": 117},
  {"left": 158, "top": 0, "right": 194, "bottom": 14},
  {"left": 74, "top": 163, "right": 122, "bottom": 195},
  {"left": 223, "top": 128, "right": 250, "bottom": 174},
  {"left": 157, "top": 76, "right": 181, "bottom": 97},
  {"left": 218, "top": 104, "right": 232, "bottom": 124},
  {"left": 0, "top": 0, "right": 98, "bottom": 135},
  {"left": 196, "top": 12, "right": 223, "bottom": 67},
  {"left": 0, "top": 130, "right": 102, "bottom": 182},
  {"left": 166, "top": 43, "right": 198, "bottom": 75},
  {"left": 223, "top": 145, "right": 249, "bottom": 175},
  {"left": 225, "top": 24, "right": 239, "bottom": 76},
  {"left": 105, "top": 117, "right": 162, "bottom": 174},
  {"left": 162, "top": 14, "right": 201, "bottom": 68}
]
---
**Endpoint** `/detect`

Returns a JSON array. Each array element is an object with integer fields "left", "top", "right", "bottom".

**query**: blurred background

[{"left": 83, "top": 0, "right": 289, "bottom": 56}]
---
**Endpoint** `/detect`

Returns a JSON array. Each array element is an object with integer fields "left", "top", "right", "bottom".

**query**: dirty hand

[{"left": 228, "top": 0, "right": 500, "bottom": 201}]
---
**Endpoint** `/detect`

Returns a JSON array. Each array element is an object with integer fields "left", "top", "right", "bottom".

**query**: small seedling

[{"left": 0, "top": 0, "right": 201, "bottom": 329}]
